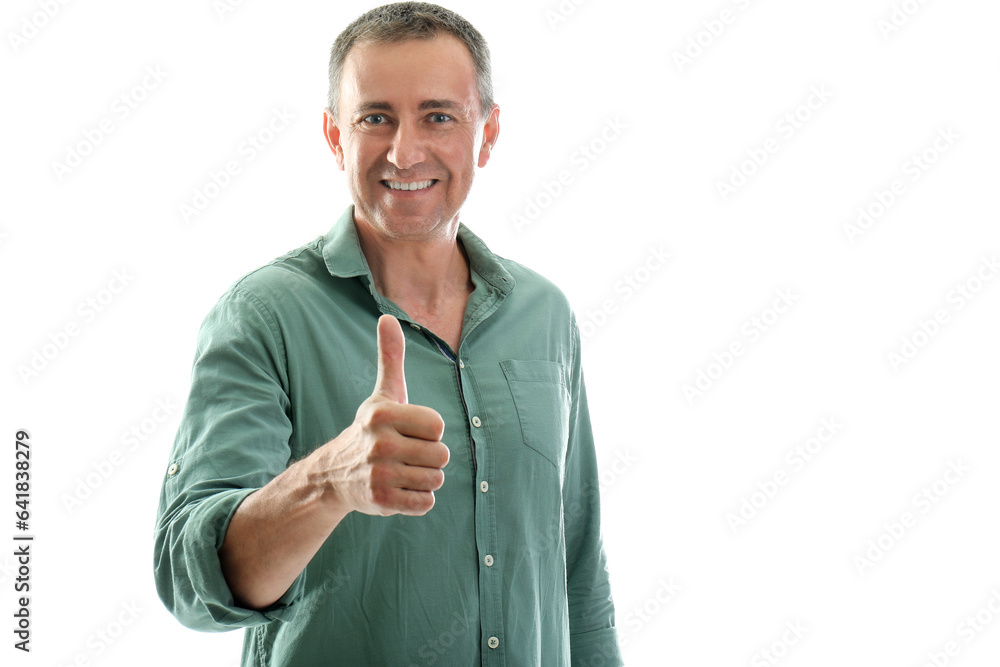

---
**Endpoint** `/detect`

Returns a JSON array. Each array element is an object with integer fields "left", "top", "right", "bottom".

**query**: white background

[{"left": 2, "top": 0, "right": 999, "bottom": 665}]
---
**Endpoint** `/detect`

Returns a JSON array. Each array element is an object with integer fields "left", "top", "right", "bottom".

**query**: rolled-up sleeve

[
  {"left": 563, "top": 317, "right": 623, "bottom": 666},
  {"left": 153, "top": 287, "right": 304, "bottom": 631}
]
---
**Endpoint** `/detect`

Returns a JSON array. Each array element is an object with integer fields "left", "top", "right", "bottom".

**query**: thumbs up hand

[{"left": 317, "top": 315, "right": 450, "bottom": 517}]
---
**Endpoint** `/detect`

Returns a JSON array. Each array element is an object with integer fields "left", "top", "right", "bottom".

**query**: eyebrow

[{"left": 351, "top": 99, "right": 465, "bottom": 116}]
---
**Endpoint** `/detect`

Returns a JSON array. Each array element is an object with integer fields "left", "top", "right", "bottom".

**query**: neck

[{"left": 354, "top": 216, "right": 472, "bottom": 314}]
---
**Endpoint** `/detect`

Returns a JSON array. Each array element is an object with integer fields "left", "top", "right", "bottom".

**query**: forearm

[{"left": 219, "top": 449, "right": 350, "bottom": 610}]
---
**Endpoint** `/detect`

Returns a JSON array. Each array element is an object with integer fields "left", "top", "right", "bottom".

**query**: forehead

[{"left": 339, "top": 34, "right": 479, "bottom": 112}]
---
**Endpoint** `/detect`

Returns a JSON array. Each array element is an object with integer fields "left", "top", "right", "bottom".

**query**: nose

[{"left": 386, "top": 118, "right": 427, "bottom": 170}]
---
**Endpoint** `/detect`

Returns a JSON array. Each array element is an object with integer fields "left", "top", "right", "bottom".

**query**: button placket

[{"left": 456, "top": 348, "right": 504, "bottom": 660}]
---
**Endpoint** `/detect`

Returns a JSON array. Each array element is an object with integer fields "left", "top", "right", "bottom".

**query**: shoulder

[
  {"left": 490, "top": 253, "right": 583, "bottom": 383},
  {"left": 196, "top": 236, "right": 330, "bottom": 344},
  {"left": 212, "top": 236, "right": 329, "bottom": 312},
  {"left": 496, "top": 253, "right": 574, "bottom": 317}
]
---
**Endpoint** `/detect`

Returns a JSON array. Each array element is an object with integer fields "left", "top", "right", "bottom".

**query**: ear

[
  {"left": 323, "top": 108, "right": 346, "bottom": 171},
  {"left": 477, "top": 104, "right": 500, "bottom": 168}
]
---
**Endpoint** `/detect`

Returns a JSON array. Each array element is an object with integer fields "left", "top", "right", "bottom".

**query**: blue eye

[
  {"left": 363, "top": 114, "right": 387, "bottom": 125},
  {"left": 430, "top": 113, "right": 453, "bottom": 123}
]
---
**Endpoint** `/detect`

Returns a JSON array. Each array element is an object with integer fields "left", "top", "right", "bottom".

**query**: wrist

[{"left": 296, "top": 442, "right": 353, "bottom": 523}]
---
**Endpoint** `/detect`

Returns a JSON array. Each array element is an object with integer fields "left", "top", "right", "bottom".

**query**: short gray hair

[{"left": 327, "top": 2, "right": 495, "bottom": 122}]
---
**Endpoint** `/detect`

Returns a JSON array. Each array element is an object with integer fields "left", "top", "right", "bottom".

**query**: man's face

[{"left": 324, "top": 34, "right": 499, "bottom": 241}]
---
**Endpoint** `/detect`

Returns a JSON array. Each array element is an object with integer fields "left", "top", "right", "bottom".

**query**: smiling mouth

[{"left": 381, "top": 179, "right": 438, "bottom": 191}]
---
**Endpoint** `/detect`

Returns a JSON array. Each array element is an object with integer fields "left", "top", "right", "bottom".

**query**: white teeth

[{"left": 385, "top": 180, "right": 434, "bottom": 191}]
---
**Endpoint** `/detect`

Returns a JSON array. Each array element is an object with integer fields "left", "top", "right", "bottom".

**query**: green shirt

[{"left": 154, "top": 205, "right": 622, "bottom": 666}]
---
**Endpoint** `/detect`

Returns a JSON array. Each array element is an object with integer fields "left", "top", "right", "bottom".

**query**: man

[{"left": 154, "top": 3, "right": 621, "bottom": 664}]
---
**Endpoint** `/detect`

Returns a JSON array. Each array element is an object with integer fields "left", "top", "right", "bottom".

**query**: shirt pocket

[{"left": 500, "top": 359, "right": 570, "bottom": 469}]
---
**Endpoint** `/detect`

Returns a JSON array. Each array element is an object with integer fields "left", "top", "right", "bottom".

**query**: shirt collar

[{"left": 322, "top": 204, "right": 515, "bottom": 296}]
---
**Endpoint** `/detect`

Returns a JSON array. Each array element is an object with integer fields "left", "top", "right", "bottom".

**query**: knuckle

[
  {"left": 367, "top": 402, "right": 396, "bottom": 427},
  {"left": 436, "top": 443, "right": 451, "bottom": 468},
  {"left": 409, "top": 491, "right": 434, "bottom": 515},
  {"left": 370, "top": 436, "right": 397, "bottom": 460},
  {"left": 370, "top": 484, "right": 393, "bottom": 507},
  {"left": 431, "top": 412, "right": 445, "bottom": 437},
  {"left": 369, "top": 462, "right": 393, "bottom": 487}
]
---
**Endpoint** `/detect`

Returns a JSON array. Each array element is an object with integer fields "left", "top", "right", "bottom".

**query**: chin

[{"left": 372, "top": 208, "right": 451, "bottom": 239}]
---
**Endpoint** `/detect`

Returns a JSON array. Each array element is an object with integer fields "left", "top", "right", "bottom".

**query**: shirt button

[
  {"left": 459, "top": 359, "right": 465, "bottom": 369},
  {"left": 484, "top": 554, "right": 494, "bottom": 567},
  {"left": 167, "top": 463, "right": 179, "bottom": 476},
  {"left": 480, "top": 481, "right": 489, "bottom": 493},
  {"left": 472, "top": 416, "right": 482, "bottom": 428},
  {"left": 488, "top": 636, "right": 499, "bottom": 649},
  {"left": 409, "top": 323, "right": 421, "bottom": 331}
]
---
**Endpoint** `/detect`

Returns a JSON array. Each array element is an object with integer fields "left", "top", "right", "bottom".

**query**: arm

[
  {"left": 563, "top": 317, "right": 623, "bottom": 666},
  {"left": 155, "top": 290, "right": 447, "bottom": 627}
]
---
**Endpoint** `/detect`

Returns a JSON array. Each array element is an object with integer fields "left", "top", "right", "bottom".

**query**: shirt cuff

[
  {"left": 155, "top": 487, "right": 305, "bottom": 631},
  {"left": 571, "top": 626, "right": 623, "bottom": 666}
]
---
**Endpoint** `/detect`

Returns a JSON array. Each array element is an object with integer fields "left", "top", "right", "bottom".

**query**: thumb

[{"left": 374, "top": 314, "right": 408, "bottom": 404}]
